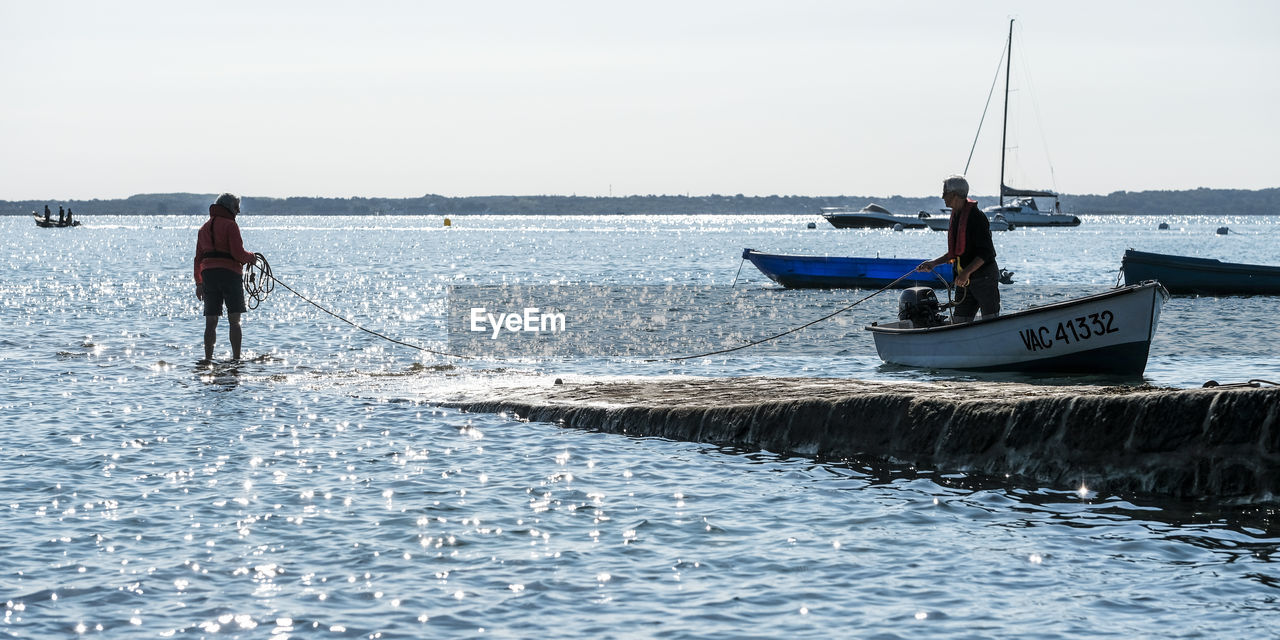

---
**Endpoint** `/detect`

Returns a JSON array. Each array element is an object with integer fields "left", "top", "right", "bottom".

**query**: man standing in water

[
  {"left": 916, "top": 175, "right": 1000, "bottom": 323},
  {"left": 194, "top": 193, "right": 257, "bottom": 362}
]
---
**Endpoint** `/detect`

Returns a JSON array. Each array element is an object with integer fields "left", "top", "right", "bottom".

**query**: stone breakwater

[{"left": 442, "top": 378, "right": 1280, "bottom": 501}]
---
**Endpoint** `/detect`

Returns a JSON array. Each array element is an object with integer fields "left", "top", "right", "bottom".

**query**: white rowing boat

[{"left": 865, "top": 281, "right": 1168, "bottom": 375}]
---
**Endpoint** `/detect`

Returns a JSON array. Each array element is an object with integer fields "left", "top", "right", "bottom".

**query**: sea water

[{"left": 1, "top": 213, "right": 1277, "bottom": 638}]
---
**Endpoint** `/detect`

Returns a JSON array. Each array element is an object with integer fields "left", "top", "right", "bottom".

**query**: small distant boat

[
  {"left": 983, "top": 196, "right": 1080, "bottom": 227},
  {"left": 742, "top": 249, "right": 952, "bottom": 289},
  {"left": 865, "top": 281, "right": 1167, "bottom": 375},
  {"left": 821, "top": 204, "right": 928, "bottom": 230},
  {"left": 33, "top": 214, "right": 81, "bottom": 228},
  {"left": 918, "top": 210, "right": 1015, "bottom": 232},
  {"left": 1120, "top": 249, "right": 1280, "bottom": 296}
]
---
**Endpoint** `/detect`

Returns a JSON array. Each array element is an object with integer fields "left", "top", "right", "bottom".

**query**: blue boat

[
  {"left": 1121, "top": 249, "right": 1280, "bottom": 296},
  {"left": 742, "top": 249, "right": 953, "bottom": 289}
]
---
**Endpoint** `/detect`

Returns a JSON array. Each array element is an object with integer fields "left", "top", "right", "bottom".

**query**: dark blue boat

[
  {"left": 742, "top": 249, "right": 953, "bottom": 289},
  {"left": 1121, "top": 249, "right": 1280, "bottom": 295}
]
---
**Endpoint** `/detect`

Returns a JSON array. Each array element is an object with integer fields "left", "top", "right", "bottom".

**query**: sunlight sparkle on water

[{"left": 4, "top": 214, "right": 1278, "bottom": 638}]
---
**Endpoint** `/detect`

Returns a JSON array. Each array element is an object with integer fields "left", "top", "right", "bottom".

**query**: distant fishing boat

[
  {"left": 1121, "top": 249, "right": 1280, "bottom": 295},
  {"left": 33, "top": 214, "right": 81, "bottom": 228},
  {"left": 866, "top": 281, "right": 1167, "bottom": 375},
  {"left": 743, "top": 249, "right": 952, "bottom": 289},
  {"left": 820, "top": 204, "right": 928, "bottom": 230}
]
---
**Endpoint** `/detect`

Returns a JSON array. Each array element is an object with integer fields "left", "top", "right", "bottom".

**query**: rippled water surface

[{"left": 2, "top": 213, "right": 1278, "bottom": 638}]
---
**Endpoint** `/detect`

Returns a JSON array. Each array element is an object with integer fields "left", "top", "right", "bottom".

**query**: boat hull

[
  {"left": 866, "top": 282, "right": 1167, "bottom": 375},
  {"left": 743, "top": 249, "right": 952, "bottom": 289},
  {"left": 33, "top": 214, "right": 81, "bottom": 228},
  {"left": 982, "top": 207, "right": 1080, "bottom": 227},
  {"left": 822, "top": 212, "right": 928, "bottom": 229},
  {"left": 1121, "top": 249, "right": 1280, "bottom": 295}
]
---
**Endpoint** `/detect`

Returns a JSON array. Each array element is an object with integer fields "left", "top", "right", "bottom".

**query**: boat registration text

[{"left": 1019, "top": 312, "right": 1119, "bottom": 352}]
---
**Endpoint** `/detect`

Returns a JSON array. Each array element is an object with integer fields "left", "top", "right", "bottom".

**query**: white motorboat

[
  {"left": 865, "top": 281, "right": 1168, "bottom": 375},
  {"left": 821, "top": 204, "right": 928, "bottom": 230}
]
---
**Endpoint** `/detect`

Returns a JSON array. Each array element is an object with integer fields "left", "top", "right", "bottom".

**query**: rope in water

[
  {"left": 243, "top": 254, "right": 474, "bottom": 359},
  {"left": 665, "top": 267, "right": 952, "bottom": 361},
  {"left": 730, "top": 256, "right": 746, "bottom": 288},
  {"left": 243, "top": 254, "right": 954, "bottom": 364}
]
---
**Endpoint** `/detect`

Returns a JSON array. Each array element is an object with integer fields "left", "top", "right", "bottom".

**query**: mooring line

[
  {"left": 663, "top": 268, "right": 950, "bottom": 362},
  {"left": 1202, "top": 379, "right": 1279, "bottom": 388},
  {"left": 247, "top": 254, "right": 474, "bottom": 360},
  {"left": 730, "top": 256, "right": 746, "bottom": 288},
  {"left": 244, "top": 255, "right": 950, "bottom": 364}
]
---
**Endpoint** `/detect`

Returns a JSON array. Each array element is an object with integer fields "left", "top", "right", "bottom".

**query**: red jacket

[{"left": 193, "top": 204, "right": 255, "bottom": 284}]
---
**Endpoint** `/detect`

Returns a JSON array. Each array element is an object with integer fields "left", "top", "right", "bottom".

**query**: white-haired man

[{"left": 916, "top": 175, "right": 1000, "bottom": 322}]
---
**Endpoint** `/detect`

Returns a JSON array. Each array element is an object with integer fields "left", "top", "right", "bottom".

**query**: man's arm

[
  {"left": 194, "top": 226, "right": 205, "bottom": 297},
  {"left": 227, "top": 224, "right": 256, "bottom": 264},
  {"left": 954, "top": 257, "right": 984, "bottom": 287},
  {"left": 917, "top": 253, "right": 953, "bottom": 272}
]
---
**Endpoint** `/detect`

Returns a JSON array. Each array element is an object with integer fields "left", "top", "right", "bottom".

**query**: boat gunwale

[{"left": 742, "top": 249, "right": 928, "bottom": 267}]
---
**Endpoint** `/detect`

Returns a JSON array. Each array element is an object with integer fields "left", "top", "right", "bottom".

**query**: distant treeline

[{"left": 3, "top": 188, "right": 1278, "bottom": 216}]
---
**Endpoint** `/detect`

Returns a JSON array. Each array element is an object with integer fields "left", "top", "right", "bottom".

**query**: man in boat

[
  {"left": 66, "top": 208, "right": 74, "bottom": 225},
  {"left": 916, "top": 175, "right": 1000, "bottom": 323},
  {"left": 58, "top": 206, "right": 65, "bottom": 225},
  {"left": 194, "top": 193, "right": 257, "bottom": 362},
  {"left": 44, "top": 205, "right": 51, "bottom": 222}
]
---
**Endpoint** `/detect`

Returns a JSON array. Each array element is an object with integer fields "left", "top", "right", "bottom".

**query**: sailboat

[{"left": 981, "top": 19, "right": 1080, "bottom": 228}]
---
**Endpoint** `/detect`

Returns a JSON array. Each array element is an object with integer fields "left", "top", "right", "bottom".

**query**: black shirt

[{"left": 951, "top": 200, "right": 997, "bottom": 273}]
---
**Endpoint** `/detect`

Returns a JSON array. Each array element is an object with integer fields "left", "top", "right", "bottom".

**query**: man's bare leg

[
  {"left": 228, "top": 313, "right": 242, "bottom": 361},
  {"left": 203, "top": 316, "right": 219, "bottom": 362}
]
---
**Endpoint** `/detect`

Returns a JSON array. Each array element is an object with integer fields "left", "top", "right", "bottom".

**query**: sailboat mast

[{"left": 998, "top": 18, "right": 1013, "bottom": 207}]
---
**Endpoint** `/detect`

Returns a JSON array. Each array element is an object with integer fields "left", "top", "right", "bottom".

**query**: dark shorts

[
  {"left": 954, "top": 263, "right": 1000, "bottom": 321},
  {"left": 202, "top": 268, "right": 247, "bottom": 317}
]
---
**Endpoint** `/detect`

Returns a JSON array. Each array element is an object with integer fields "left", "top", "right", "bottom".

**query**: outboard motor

[{"left": 898, "top": 286, "right": 945, "bottom": 328}]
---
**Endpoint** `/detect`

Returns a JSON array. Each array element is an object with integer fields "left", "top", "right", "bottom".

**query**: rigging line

[
  {"left": 248, "top": 254, "right": 474, "bottom": 360},
  {"left": 1013, "top": 24, "right": 1058, "bottom": 191},
  {"left": 965, "top": 38, "right": 1009, "bottom": 176},
  {"left": 663, "top": 268, "right": 950, "bottom": 362}
]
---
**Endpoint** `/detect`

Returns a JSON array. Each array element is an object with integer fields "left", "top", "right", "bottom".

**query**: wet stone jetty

[{"left": 443, "top": 378, "right": 1280, "bottom": 502}]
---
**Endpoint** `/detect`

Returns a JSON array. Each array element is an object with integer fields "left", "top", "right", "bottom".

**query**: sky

[{"left": 2, "top": 0, "right": 1277, "bottom": 200}]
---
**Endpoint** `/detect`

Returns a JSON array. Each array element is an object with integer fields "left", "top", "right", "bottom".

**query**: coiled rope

[
  {"left": 243, "top": 254, "right": 473, "bottom": 359},
  {"left": 244, "top": 253, "right": 274, "bottom": 310}
]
